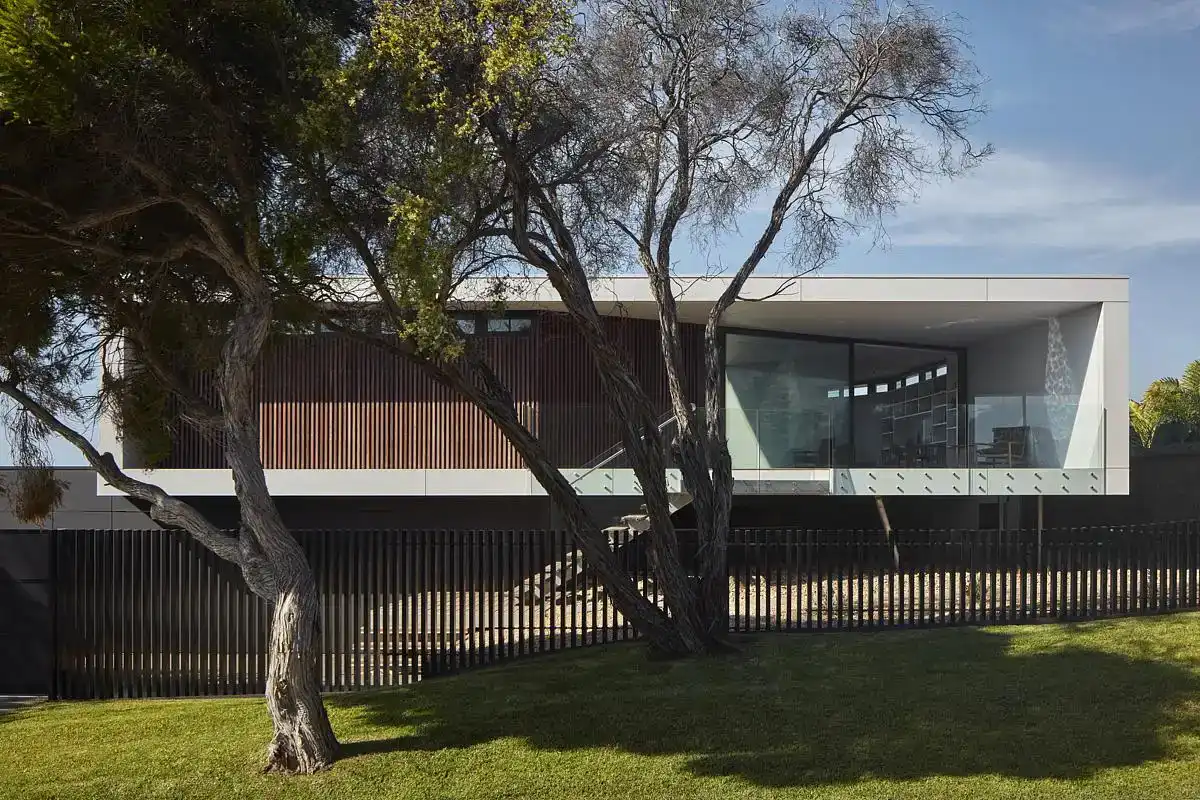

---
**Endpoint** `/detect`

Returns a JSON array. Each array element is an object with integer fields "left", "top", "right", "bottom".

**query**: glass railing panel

[
  {"left": 537, "top": 401, "right": 1108, "bottom": 474},
  {"left": 967, "top": 399, "right": 1105, "bottom": 470},
  {"left": 724, "top": 408, "right": 851, "bottom": 470}
]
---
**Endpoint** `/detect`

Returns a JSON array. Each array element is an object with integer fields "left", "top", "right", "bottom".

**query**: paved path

[{"left": 0, "top": 696, "right": 44, "bottom": 715}]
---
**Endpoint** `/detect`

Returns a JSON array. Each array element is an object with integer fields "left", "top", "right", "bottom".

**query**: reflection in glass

[
  {"left": 724, "top": 334, "right": 849, "bottom": 468},
  {"left": 973, "top": 395, "right": 1082, "bottom": 468},
  {"left": 721, "top": 334, "right": 1100, "bottom": 471}
]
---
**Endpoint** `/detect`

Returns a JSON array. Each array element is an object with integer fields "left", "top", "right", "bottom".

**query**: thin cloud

[
  {"left": 888, "top": 151, "right": 1200, "bottom": 250},
  {"left": 1077, "top": 0, "right": 1200, "bottom": 34}
]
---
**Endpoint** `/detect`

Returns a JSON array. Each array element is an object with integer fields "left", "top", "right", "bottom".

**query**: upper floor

[{"left": 100, "top": 274, "right": 1130, "bottom": 498}]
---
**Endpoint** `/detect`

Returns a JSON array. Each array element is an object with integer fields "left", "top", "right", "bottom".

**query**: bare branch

[{"left": 0, "top": 379, "right": 258, "bottom": 579}]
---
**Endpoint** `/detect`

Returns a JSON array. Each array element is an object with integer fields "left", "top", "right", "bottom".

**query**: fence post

[{"left": 48, "top": 528, "right": 59, "bottom": 701}]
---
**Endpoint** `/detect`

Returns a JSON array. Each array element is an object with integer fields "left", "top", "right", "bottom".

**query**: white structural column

[{"left": 1101, "top": 300, "right": 1131, "bottom": 494}]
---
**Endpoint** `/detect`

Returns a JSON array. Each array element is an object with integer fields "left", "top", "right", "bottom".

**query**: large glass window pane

[
  {"left": 724, "top": 334, "right": 850, "bottom": 468},
  {"left": 852, "top": 344, "right": 960, "bottom": 468}
]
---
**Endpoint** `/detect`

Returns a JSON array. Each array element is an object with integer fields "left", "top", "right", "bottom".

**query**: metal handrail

[{"left": 569, "top": 404, "right": 696, "bottom": 487}]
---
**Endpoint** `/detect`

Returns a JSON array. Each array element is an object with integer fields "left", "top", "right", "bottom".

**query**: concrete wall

[
  {"left": 0, "top": 468, "right": 159, "bottom": 531},
  {"left": 0, "top": 468, "right": 658, "bottom": 532},
  {"left": 0, "top": 531, "right": 51, "bottom": 693},
  {"left": 966, "top": 304, "right": 1109, "bottom": 470},
  {"left": 182, "top": 495, "right": 648, "bottom": 531}
]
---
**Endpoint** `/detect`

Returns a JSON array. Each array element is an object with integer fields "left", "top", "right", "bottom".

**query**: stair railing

[{"left": 568, "top": 404, "right": 697, "bottom": 489}]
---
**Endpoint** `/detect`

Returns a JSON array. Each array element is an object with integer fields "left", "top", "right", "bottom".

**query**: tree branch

[{"left": 0, "top": 378, "right": 275, "bottom": 596}]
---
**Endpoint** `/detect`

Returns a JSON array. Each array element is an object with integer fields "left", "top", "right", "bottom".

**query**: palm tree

[{"left": 1130, "top": 360, "right": 1200, "bottom": 449}]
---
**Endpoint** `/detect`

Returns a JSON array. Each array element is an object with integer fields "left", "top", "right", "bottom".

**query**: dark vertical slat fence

[{"left": 44, "top": 522, "right": 1200, "bottom": 700}]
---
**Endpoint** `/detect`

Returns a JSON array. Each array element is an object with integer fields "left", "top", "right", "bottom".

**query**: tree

[
  {"left": 289, "top": 0, "right": 700, "bottom": 653},
  {"left": 1130, "top": 396, "right": 1165, "bottom": 450},
  {"left": 0, "top": 0, "right": 697, "bottom": 769},
  {"left": 0, "top": 0, "right": 364, "bottom": 773},
  {"left": 364, "top": 0, "right": 989, "bottom": 648},
  {"left": 1131, "top": 361, "right": 1200, "bottom": 448}
]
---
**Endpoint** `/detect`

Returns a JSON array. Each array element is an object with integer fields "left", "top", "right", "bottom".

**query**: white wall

[{"left": 966, "top": 303, "right": 1122, "bottom": 470}]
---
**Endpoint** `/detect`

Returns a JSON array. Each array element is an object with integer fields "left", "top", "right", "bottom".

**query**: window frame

[{"left": 452, "top": 311, "right": 536, "bottom": 337}]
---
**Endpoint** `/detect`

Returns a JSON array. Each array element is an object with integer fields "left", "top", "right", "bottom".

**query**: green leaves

[
  {"left": 0, "top": 0, "right": 74, "bottom": 124},
  {"left": 1130, "top": 398, "right": 1165, "bottom": 450},
  {"left": 371, "top": 0, "right": 571, "bottom": 135},
  {"left": 1131, "top": 361, "right": 1200, "bottom": 448},
  {"left": 350, "top": 0, "right": 573, "bottom": 358}
]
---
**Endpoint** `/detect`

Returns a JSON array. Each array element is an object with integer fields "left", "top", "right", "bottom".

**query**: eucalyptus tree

[
  {"left": 362, "top": 0, "right": 990, "bottom": 646},
  {"left": 0, "top": 0, "right": 363, "bottom": 773},
  {"left": 291, "top": 0, "right": 704, "bottom": 653}
]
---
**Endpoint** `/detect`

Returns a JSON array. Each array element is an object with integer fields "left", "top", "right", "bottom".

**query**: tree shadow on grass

[{"left": 330, "top": 626, "right": 1200, "bottom": 789}]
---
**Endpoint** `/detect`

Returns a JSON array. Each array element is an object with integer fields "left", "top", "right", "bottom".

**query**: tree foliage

[
  {"left": 358, "top": 0, "right": 989, "bottom": 648},
  {"left": 1131, "top": 361, "right": 1200, "bottom": 449},
  {"left": 0, "top": 0, "right": 368, "bottom": 773}
]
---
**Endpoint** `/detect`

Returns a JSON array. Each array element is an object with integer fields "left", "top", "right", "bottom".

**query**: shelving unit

[{"left": 877, "top": 363, "right": 959, "bottom": 466}]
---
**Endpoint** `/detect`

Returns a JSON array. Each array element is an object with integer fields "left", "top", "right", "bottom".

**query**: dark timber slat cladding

[{"left": 165, "top": 313, "right": 704, "bottom": 469}]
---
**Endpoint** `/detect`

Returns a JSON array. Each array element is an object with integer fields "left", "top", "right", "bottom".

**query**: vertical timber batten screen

[{"left": 45, "top": 522, "right": 1200, "bottom": 700}]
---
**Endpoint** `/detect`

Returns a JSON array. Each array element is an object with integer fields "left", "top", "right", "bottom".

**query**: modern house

[{"left": 84, "top": 273, "right": 1129, "bottom": 533}]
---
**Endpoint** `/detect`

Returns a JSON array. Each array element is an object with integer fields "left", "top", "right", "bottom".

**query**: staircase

[{"left": 519, "top": 407, "right": 696, "bottom": 606}]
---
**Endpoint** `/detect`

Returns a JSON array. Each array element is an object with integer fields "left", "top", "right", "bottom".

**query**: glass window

[
  {"left": 455, "top": 317, "right": 476, "bottom": 335},
  {"left": 852, "top": 343, "right": 961, "bottom": 468},
  {"left": 723, "top": 334, "right": 850, "bottom": 469},
  {"left": 487, "top": 317, "right": 532, "bottom": 334}
]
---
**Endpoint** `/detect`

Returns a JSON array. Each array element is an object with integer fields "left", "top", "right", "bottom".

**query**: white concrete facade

[{"left": 97, "top": 274, "right": 1131, "bottom": 499}]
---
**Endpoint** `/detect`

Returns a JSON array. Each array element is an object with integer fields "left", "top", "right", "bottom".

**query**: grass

[{"left": 6, "top": 615, "right": 1200, "bottom": 799}]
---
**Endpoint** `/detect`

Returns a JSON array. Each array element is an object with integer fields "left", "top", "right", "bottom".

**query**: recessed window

[
  {"left": 924, "top": 371, "right": 933, "bottom": 381},
  {"left": 905, "top": 374, "right": 919, "bottom": 387},
  {"left": 486, "top": 317, "right": 533, "bottom": 334},
  {"left": 936, "top": 364, "right": 949, "bottom": 377},
  {"left": 853, "top": 385, "right": 869, "bottom": 397},
  {"left": 875, "top": 383, "right": 889, "bottom": 394},
  {"left": 452, "top": 313, "right": 533, "bottom": 336},
  {"left": 826, "top": 389, "right": 841, "bottom": 399}
]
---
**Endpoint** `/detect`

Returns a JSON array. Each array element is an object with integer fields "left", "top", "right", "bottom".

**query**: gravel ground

[{"left": 365, "top": 567, "right": 1188, "bottom": 646}]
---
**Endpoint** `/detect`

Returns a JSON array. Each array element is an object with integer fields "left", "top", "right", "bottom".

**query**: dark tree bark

[
  {"left": 323, "top": 200, "right": 709, "bottom": 656},
  {"left": 217, "top": 263, "right": 338, "bottom": 773},
  {"left": 504, "top": 229, "right": 709, "bottom": 653},
  {"left": 461, "top": 355, "right": 701, "bottom": 654},
  {"left": 329, "top": 312, "right": 702, "bottom": 655}
]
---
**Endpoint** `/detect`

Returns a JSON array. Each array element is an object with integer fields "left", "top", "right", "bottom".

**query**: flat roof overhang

[
  {"left": 465, "top": 274, "right": 1128, "bottom": 347},
  {"left": 333, "top": 274, "right": 1128, "bottom": 347}
]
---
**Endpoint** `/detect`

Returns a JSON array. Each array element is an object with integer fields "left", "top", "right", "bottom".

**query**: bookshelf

[{"left": 876, "top": 361, "right": 959, "bottom": 466}]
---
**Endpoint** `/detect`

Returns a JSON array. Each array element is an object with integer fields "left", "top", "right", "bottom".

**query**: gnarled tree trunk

[
  {"left": 454, "top": 348, "right": 703, "bottom": 655},
  {"left": 263, "top": 562, "right": 338, "bottom": 773},
  {"left": 697, "top": 325, "right": 733, "bottom": 636},
  {"left": 218, "top": 268, "right": 338, "bottom": 773}
]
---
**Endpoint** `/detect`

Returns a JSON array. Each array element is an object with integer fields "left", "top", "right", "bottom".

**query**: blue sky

[
  {"left": 823, "top": 0, "right": 1200, "bottom": 392},
  {"left": 5, "top": 0, "right": 1198, "bottom": 467},
  {"left": 709, "top": 0, "right": 1199, "bottom": 392}
]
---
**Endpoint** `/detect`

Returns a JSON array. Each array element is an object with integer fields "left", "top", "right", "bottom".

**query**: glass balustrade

[
  {"left": 532, "top": 397, "right": 1107, "bottom": 473},
  {"left": 723, "top": 401, "right": 1106, "bottom": 471}
]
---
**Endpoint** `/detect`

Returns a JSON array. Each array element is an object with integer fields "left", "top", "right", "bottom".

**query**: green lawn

[{"left": 6, "top": 615, "right": 1200, "bottom": 799}]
